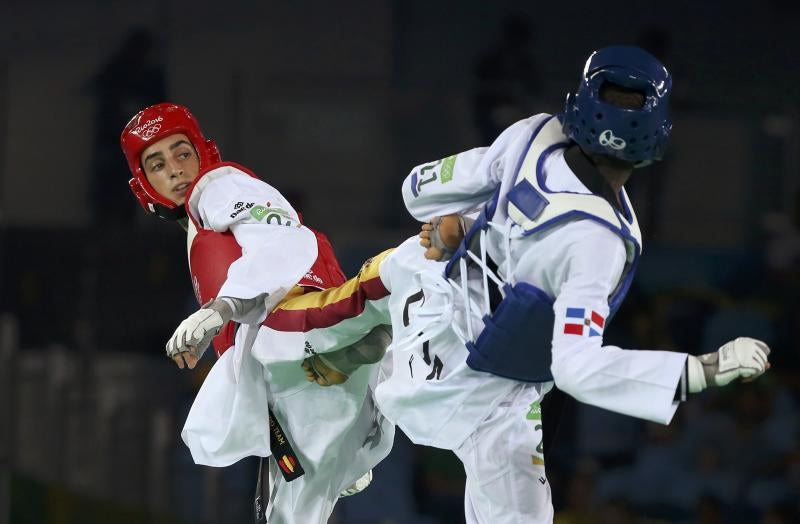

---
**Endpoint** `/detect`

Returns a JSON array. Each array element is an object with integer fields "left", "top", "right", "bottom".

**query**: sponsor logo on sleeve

[
  {"left": 250, "top": 205, "right": 268, "bottom": 221},
  {"left": 526, "top": 401, "right": 542, "bottom": 421},
  {"left": 440, "top": 154, "right": 457, "bottom": 184},
  {"left": 249, "top": 204, "right": 293, "bottom": 226},
  {"left": 563, "top": 307, "right": 605, "bottom": 337},
  {"left": 229, "top": 201, "right": 256, "bottom": 219},
  {"left": 302, "top": 271, "right": 324, "bottom": 285}
]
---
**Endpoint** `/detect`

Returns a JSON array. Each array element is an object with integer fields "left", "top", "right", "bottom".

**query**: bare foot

[{"left": 419, "top": 215, "right": 465, "bottom": 260}]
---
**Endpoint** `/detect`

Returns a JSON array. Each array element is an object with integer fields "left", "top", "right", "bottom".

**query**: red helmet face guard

[{"left": 120, "top": 103, "right": 221, "bottom": 219}]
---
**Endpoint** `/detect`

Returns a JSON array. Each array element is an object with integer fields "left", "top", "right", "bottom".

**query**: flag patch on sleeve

[{"left": 563, "top": 308, "right": 605, "bottom": 337}]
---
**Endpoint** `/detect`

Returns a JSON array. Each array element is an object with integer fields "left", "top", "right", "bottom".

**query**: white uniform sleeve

[
  {"left": 546, "top": 222, "right": 687, "bottom": 424},
  {"left": 194, "top": 168, "right": 318, "bottom": 324},
  {"left": 401, "top": 115, "right": 547, "bottom": 222}
]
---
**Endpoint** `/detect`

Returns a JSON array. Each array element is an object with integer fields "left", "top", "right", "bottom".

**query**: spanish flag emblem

[{"left": 279, "top": 455, "right": 297, "bottom": 474}]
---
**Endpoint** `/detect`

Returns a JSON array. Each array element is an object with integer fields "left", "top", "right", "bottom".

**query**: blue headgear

[{"left": 563, "top": 45, "right": 672, "bottom": 167}]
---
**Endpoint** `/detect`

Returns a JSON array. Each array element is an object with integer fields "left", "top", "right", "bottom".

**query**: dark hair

[{"left": 599, "top": 82, "right": 645, "bottom": 110}]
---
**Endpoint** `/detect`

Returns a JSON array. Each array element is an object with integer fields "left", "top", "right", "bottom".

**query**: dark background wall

[{"left": 1, "top": 1, "right": 798, "bottom": 523}]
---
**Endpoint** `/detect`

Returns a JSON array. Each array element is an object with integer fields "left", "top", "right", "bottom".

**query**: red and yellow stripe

[
  {"left": 264, "top": 248, "right": 394, "bottom": 332},
  {"left": 279, "top": 455, "right": 296, "bottom": 473}
]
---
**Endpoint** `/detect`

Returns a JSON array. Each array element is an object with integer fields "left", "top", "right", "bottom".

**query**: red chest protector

[{"left": 185, "top": 162, "right": 346, "bottom": 357}]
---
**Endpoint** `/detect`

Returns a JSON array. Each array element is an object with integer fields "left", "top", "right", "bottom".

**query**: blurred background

[{"left": 1, "top": 0, "right": 799, "bottom": 522}]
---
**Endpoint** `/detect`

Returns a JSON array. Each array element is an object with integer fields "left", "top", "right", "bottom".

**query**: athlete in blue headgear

[
  {"left": 396, "top": 46, "right": 770, "bottom": 523},
  {"left": 282, "top": 46, "right": 771, "bottom": 524},
  {"left": 563, "top": 45, "right": 672, "bottom": 167}
]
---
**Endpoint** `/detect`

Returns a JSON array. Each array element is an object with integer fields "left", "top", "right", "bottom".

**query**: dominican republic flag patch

[{"left": 563, "top": 308, "right": 605, "bottom": 337}]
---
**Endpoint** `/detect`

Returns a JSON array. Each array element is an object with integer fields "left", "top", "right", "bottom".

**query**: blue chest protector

[{"left": 446, "top": 115, "right": 643, "bottom": 383}]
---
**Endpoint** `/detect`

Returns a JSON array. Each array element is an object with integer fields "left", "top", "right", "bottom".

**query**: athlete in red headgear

[
  {"left": 121, "top": 102, "right": 348, "bottom": 364},
  {"left": 122, "top": 103, "right": 220, "bottom": 220},
  {"left": 120, "top": 103, "right": 392, "bottom": 523}
]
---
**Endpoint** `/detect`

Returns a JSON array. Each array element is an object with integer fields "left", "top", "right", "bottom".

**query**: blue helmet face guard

[{"left": 563, "top": 46, "right": 672, "bottom": 167}]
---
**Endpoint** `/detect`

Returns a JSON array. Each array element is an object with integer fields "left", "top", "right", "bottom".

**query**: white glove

[
  {"left": 166, "top": 300, "right": 233, "bottom": 360},
  {"left": 687, "top": 337, "right": 771, "bottom": 393}
]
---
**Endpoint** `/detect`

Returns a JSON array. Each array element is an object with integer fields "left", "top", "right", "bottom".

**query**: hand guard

[
  {"left": 166, "top": 300, "right": 233, "bottom": 359},
  {"left": 688, "top": 337, "right": 771, "bottom": 392},
  {"left": 706, "top": 337, "right": 770, "bottom": 386}
]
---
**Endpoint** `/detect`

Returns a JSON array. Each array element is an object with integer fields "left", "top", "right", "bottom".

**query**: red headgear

[{"left": 120, "top": 103, "right": 221, "bottom": 220}]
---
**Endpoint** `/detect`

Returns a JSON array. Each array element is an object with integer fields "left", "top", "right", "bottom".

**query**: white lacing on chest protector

[{"left": 392, "top": 219, "right": 516, "bottom": 353}]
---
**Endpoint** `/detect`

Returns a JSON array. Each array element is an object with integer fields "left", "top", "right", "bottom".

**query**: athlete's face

[{"left": 140, "top": 133, "right": 201, "bottom": 205}]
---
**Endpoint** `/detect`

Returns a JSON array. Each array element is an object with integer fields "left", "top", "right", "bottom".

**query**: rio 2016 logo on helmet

[
  {"left": 562, "top": 45, "right": 672, "bottom": 167},
  {"left": 120, "top": 103, "right": 221, "bottom": 220}
]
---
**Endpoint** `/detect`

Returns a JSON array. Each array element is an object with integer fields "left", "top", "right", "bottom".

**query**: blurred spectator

[
  {"left": 554, "top": 460, "right": 601, "bottom": 524},
  {"left": 760, "top": 505, "right": 797, "bottom": 524},
  {"left": 473, "top": 13, "right": 541, "bottom": 143},
  {"left": 768, "top": 0, "right": 800, "bottom": 16},
  {"left": 762, "top": 208, "right": 800, "bottom": 274},
  {"left": 663, "top": 294, "right": 719, "bottom": 352},
  {"left": 694, "top": 494, "right": 724, "bottom": 524},
  {"left": 627, "top": 25, "right": 684, "bottom": 241},
  {"left": 680, "top": 445, "right": 738, "bottom": 509},
  {"left": 412, "top": 446, "right": 466, "bottom": 524},
  {"left": 574, "top": 404, "right": 642, "bottom": 470},
  {"left": 86, "top": 28, "right": 167, "bottom": 226},
  {"left": 636, "top": 24, "right": 691, "bottom": 111},
  {"left": 600, "top": 498, "right": 664, "bottom": 524},
  {"left": 759, "top": 193, "right": 800, "bottom": 371},
  {"left": 621, "top": 422, "right": 690, "bottom": 511},
  {"left": 335, "top": 432, "right": 438, "bottom": 524},
  {"left": 701, "top": 306, "right": 774, "bottom": 354}
]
